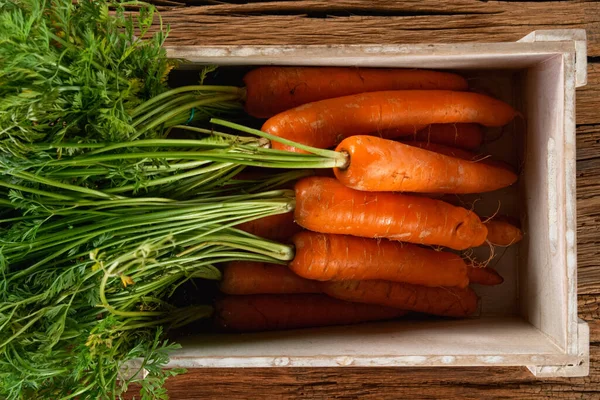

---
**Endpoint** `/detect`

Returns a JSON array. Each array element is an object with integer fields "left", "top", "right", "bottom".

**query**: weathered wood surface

[{"left": 127, "top": 1, "right": 600, "bottom": 398}]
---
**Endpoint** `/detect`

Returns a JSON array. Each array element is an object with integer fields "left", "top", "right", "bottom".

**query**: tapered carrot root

[
  {"left": 402, "top": 141, "right": 484, "bottom": 162},
  {"left": 236, "top": 211, "right": 302, "bottom": 242},
  {"left": 334, "top": 136, "right": 518, "bottom": 193},
  {"left": 262, "top": 90, "right": 517, "bottom": 153},
  {"left": 322, "top": 280, "right": 479, "bottom": 318},
  {"left": 220, "top": 261, "right": 322, "bottom": 295},
  {"left": 374, "top": 124, "right": 428, "bottom": 140},
  {"left": 214, "top": 294, "right": 406, "bottom": 332},
  {"left": 408, "top": 123, "right": 483, "bottom": 150},
  {"left": 294, "top": 176, "right": 487, "bottom": 250},
  {"left": 244, "top": 67, "right": 469, "bottom": 118},
  {"left": 290, "top": 231, "right": 469, "bottom": 288},
  {"left": 484, "top": 220, "right": 524, "bottom": 246},
  {"left": 467, "top": 265, "right": 504, "bottom": 286},
  {"left": 401, "top": 141, "right": 516, "bottom": 172}
]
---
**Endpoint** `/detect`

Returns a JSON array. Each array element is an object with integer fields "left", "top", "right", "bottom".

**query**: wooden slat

[
  {"left": 151, "top": 1, "right": 600, "bottom": 57},
  {"left": 577, "top": 63, "right": 600, "bottom": 126},
  {"left": 576, "top": 123, "right": 600, "bottom": 293},
  {"left": 126, "top": 342, "right": 600, "bottom": 399}
]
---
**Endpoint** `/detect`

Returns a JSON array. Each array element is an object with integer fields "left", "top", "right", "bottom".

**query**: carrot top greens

[
  {"left": 0, "top": 2, "right": 350, "bottom": 398},
  {"left": 0, "top": 0, "right": 243, "bottom": 159}
]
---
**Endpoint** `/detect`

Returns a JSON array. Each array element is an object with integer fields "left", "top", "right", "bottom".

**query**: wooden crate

[{"left": 136, "top": 29, "right": 589, "bottom": 377}]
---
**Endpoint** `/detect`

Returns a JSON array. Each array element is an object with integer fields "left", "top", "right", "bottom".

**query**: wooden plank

[
  {"left": 151, "top": 1, "right": 600, "bottom": 57},
  {"left": 578, "top": 63, "right": 600, "bottom": 126},
  {"left": 576, "top": 124, "right": 600, "bottom": 293},
  {"left": 126, "top": 342, "right": 600, "bottom": 399}
]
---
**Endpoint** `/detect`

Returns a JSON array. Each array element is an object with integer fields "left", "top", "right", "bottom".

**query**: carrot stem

[
  {"left": 131, "top": 85, "right": 244, "bottom": 117},
  {"left": 133, "top": 94, "right": 242, "bottom": 139},
  {"left": 210, "top": 118, "right": 348, "bottom": 167}
]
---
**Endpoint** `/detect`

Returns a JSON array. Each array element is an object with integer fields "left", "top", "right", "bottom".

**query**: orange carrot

[
  {"left": 294, "top": 176, "right": 487, "bottom": 250},
  {"left": 236, "top": 211, "right": 302, "bottom": 242},
  {"left": 484, "top": 220, "right": 524, "bottom": 246},
  {"left": 401, "top": 140, "right": 516, "bottom": 172},
  {"left": 290, "top": 231, "right": 469, "bottom": 288},
  {"left": 262, "top": 90, "right": 517, "bottom": 153},
  {"left": 214, "top": 294, "right": 406, "bottom": 332},
  {"left": 322, "top": 280, "right": 479, "bottom": 318},
  {"left": 220, "top": 261, "right": 321, "bottom": 295},
  {"left": 405, "top": 123, "right": 483, "bottom": 150},
  {"left": 244, "top": 67, "right": 468, "bottom": 118},
  {"left": 467, "top": 265, "right": 504, "bottom": 286},
  {"left": 333, "top": 135, "right": 518, "bottom": 193},
  {"left": 402, "top": 141, "right": 482, "bottom": 161}
]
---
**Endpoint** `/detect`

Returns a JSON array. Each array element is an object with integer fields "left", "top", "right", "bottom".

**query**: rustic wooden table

[{"left": 132, "top": 1, "right": 600, "bottom": 398}]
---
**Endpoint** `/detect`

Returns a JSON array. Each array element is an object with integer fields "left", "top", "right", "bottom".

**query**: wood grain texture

[
  {"left": 123, "top": 1, "right": 600, "bottom": 399},
  {"left": 153, "top": 0, "right": 600, "bottom": 57}
]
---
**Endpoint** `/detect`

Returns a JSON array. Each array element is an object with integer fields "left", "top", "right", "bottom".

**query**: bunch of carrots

[{"left": 212, "top": 66, "right": 524, "bottom": 332}]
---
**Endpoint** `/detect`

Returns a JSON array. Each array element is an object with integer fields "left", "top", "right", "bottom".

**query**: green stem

[
  {"left": 82, "top": 138, "right": 231, "bottom": 156},
  {"left": 132, "top": 93, "right": 198, "bottom": 128},
  {"left": 133, "top": 94, "right": 242, "bottom": 140},
  {"left": 131, "top": 85, "right": 244, "bottom": 117},
  {"left": 102, "top": 162, "right": 235, "bottom": 194},
  {"left": 7, "top": 170, "right": 119, "bottom": 199},
  {"left": 37, "top": 150, "right": 339, "bottom": 169},
  {"left": 210, "top": 118, "right": 349, "bottom": 166},
  {"left": 118, "top": 305, "right": 213, "bottom": 331},
  {"left": 0, "top": 180, "right": 76, "bottom": 201}
]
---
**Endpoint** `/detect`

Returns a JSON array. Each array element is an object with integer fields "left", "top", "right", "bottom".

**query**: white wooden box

[{"left": 157, "top": 30, "right": 589, "bottom": 377}]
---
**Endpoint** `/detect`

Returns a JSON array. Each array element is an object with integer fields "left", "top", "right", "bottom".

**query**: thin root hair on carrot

[
  {"left": 462, "top": 241, "right": 496, "bottom": 268},
  {"left": 470, "top": 154, "right": 493, "bottom": 163},
  {"left": 491, "top": 245, "right": 511, "bottom": 269},
  {"left": 482, "top": 201, "right": 503, "bottom": 223}
]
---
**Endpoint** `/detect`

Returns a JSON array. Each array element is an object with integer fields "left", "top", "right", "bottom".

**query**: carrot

[
  {"left": 262, "top": 90, "right": 517, "bottom": 153},
  {"left": 467, "top": 265, "right": 504, "bottom": 286},
  {"left": 236, "top": 211, "right": 302, "bottom": 242},
  {"left": 333, "top": 135, "right": 518, "bottom": 193},
  {"left": 243, "top": 67, "right": 469, "bottom": 118},
  {"left": 401, "top": 140, "right": 516, "bottom": 172},
  {"left": 321, "top": 280, "right": 478, "bottom": 318},
  {"left": 403, "top": 123, "right": 483, "bottom": 150},
  {"left": 294, "top": 176, "right": 487, "bottom": 250},
  {"left": 214, "top": 294, "right": 406, "bottom": 332},
  {"left": 290, "top": 231, "right": 469, "bottom": 288},
  {"left": 402, "top": 141, "right": 483, "bottom": 161},
  {"left": 374, "top": 124, "right": 428, "bottom": 140},
  {"left": 484, "top": 220, "right": 524, "bottom": 246},
  {"left": 220, "top": 261, "right": 321, "bottom": 295}
]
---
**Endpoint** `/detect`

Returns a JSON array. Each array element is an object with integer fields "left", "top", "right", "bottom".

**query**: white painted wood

[
  {"left": 157, "top": 30, "right": 589, "bottom": 377},
  {"left": 518, "top": 29, "right": 587, "bottom": 87},
  {"left": 520, "top": 54, "right": 568, "bottom": 350},
  {"left": 167, "top": 318, "right": 571, "bottom": 368},
  {"left": 528, "top": 319, "right": 589, "bottom": 377},
  {"left": 166, "top": 42, "right": 575, "bottom": 70}
]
